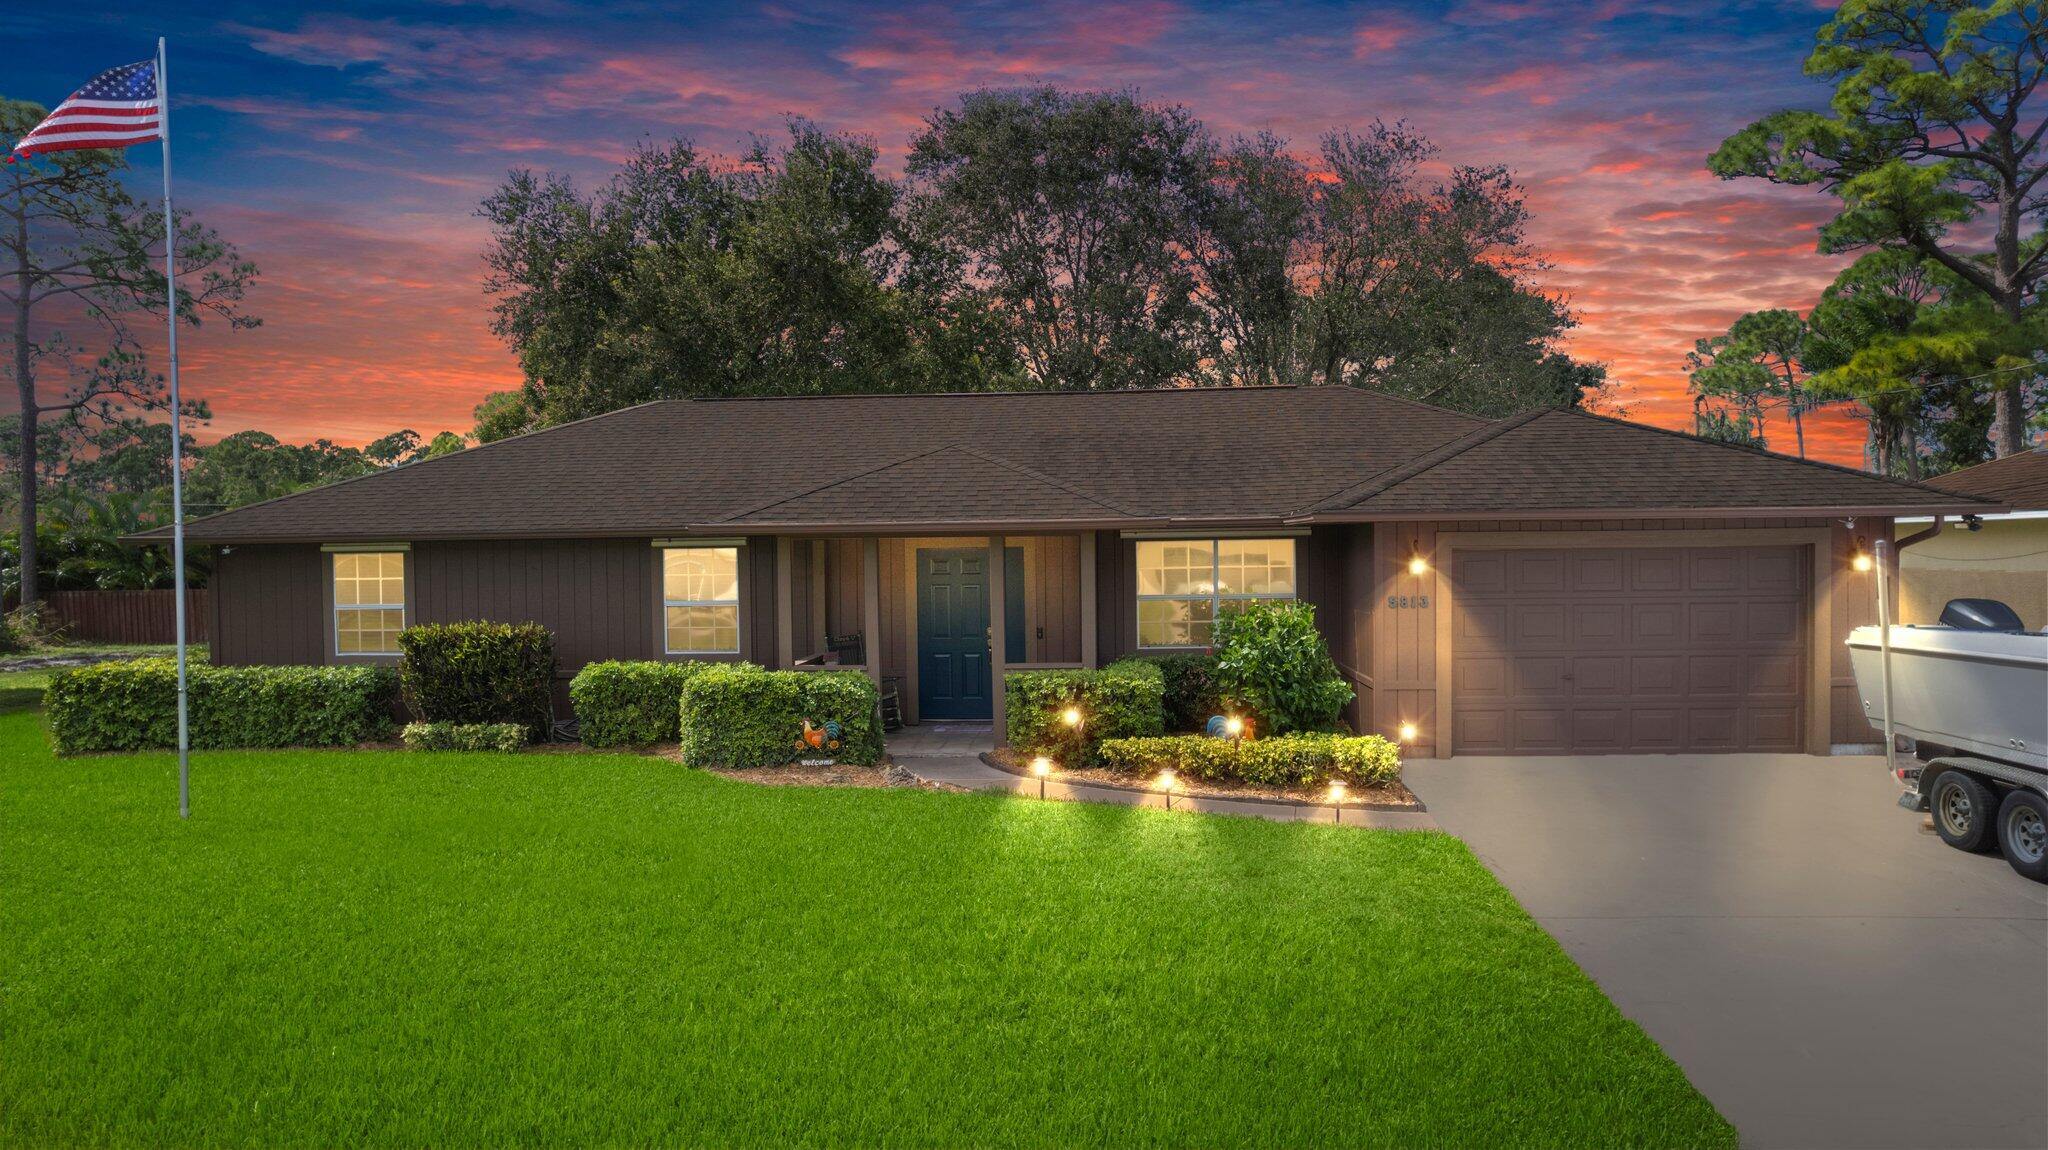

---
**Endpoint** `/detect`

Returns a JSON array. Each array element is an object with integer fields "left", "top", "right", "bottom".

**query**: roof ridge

[
  {"left": 1554, "top": 406, "right": 2003, "bottom": 504},
  {"left": 1308, "top": 407, "right": 1547, "bottom": 512},
  {"left": 661, "top": 383, "right": 1312, "bottom": 404},
  {"left": 713, "top": 441, "right": 964, "bottom": 523},
  {"left": 954, "top": 444, "right": 1144, "bottom": 517}
]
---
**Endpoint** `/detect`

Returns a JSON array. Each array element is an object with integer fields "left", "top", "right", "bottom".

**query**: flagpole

[{"left": 158, "top": 36, "right": 190, "bottom": 819}]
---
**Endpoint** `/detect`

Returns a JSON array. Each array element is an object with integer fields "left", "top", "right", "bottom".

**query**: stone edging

[{"left": 978, "top": 751, "right": 1425, "bottom": 813}]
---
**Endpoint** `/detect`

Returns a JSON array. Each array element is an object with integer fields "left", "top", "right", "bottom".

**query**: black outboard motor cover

[{"left": 1939, "top": 598, "right": 2026, "bottom": 631}]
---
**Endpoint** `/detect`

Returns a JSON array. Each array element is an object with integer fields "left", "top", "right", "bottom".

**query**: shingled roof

[
  {"left": 1309, "top": 407, "right": 2002, "bottom": 519},
  {"left": 1923, "top": 448, "right": 2048, "bottom": 510},
  {"left": 153, "top": 387, "right": 1993, "bottom": 543}
]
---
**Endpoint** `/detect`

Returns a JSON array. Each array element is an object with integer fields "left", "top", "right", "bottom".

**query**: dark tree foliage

[{"left": 483, "top": 120, "right": 1016, "bottom": 426}]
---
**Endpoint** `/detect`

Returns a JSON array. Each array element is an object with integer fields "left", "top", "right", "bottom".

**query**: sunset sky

[{"left": 8, "top": 0, "right": 1878, "bottom": 465}]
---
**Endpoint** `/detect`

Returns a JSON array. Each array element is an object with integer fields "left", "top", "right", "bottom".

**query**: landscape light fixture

[
  {"left": 1062, "top": 706, "right": 1083, "bottom": 728},
  {"left": 1157, "top": 768, "right": 1178, "bottom": 810},
  {"left": 1224, "top": 715, "right": 1244, "bottom": 747},
  {"left": 1398, "top": 721, "right": 1418, "bottom": 743},
  {"left": 1031, "top": 755, "right": 1052, "bottom": 800},
  {"left": 1408, "top": 552, "right": 1429, "bottom": 577},
  {"left": 1328, "top": 780, "right": 1348, "bottom": 824}
]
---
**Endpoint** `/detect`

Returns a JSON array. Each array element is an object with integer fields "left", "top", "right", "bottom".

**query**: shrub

[
  {"left": 570, "top": 660, "right": 720, "bottom": 747},
  {"left": 1004, "top": 660, "right": 1164, "bottom": 765},
  {"left": 401, "top": 721, "right": 527, "bottom": 752},
  {"left": 398, "top": 621, "right": 556, "bottom": 742},
  {"left": 46, "top": 659, "right": 398, "bottom": 755},
  {"left": 678, "top": 667, "right": 881, "bottom": 768},
  {"left": 1096, "top": 732, "right": 1401, "bottom": 788},
  {"left": 1143, "top": 652, "right": 1223, "bottom": 733},
  {"left": 1210, "top": 600, "right": 1353, "bottom": 735},
  {"left": 0, "top": 603, "right": 64, "bottom": 654}
]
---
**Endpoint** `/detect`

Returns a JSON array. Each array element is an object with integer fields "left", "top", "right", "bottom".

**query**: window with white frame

[
  {"left": 332, "top": 551, "right": 406, "bottom": 655},
  {"left": 663, "top": 546, "right": 741, "bottom": 654},
  {"left": 1135, "top": 538, "right": 1296, "bottom": 648}
]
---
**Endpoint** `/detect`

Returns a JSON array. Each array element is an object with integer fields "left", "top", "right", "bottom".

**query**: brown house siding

[
  {"left": 210, "top": 544, "right": 326, "bottom": 666},
  {"left": 410, "top": 539, "right": 658, "bottom": 669}
]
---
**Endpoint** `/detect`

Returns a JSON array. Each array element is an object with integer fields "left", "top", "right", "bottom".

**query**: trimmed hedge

[
  {"left": 1004, "top": 659, "right": 1164, "bottom": 765},
  {"left": 678, "top": 667, "right": 882, "bottom": 769},
  {"left": 1143, "top": 653, "right": 1224, "bottom": 733},
  {"left": 45, "top": 659, "right": 398, "bottom": 755},
  {"left": 398, "top": 621, "right": 556, "bottom": 742},
  {"left": 1096, "top": 732, "right": 1402, "bottom": 788},
  {"left": 401, "top": 722, "right": 528, "bottom": 752},
  {"left": 570, "top": 660, "right": 728, "bottom": 747}
]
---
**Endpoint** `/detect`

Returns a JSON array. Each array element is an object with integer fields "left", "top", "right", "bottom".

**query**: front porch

[{"left": 769, "top": 533, "right": 1100, "bottom": 735}]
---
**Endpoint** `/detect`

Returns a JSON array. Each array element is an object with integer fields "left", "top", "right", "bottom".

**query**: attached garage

[{"left": 1449, "top": 545, "right": 1809, "bottom": 754}]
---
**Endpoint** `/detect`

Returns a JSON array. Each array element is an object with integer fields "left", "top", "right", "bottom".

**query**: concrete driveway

[{"left": 1404, "top": 753, "right": 2048, "bottom": 1150}]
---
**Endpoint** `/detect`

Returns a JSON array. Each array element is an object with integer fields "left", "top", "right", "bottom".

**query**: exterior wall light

[
  {"left": 1329, "top": 780, "right": 1348, "bottom": 824},
  {"left": 1157, "top": 768, "right": 1178, "bottom": 810},
  {"left": 1031, "top": 755, "right": 1052, "bottom": 800},
  {"left": 1852, "top": 551, "right": 1874, "bottom": 573},
  {"left": 1397, "top": 721, "right": 1418, "bottom": 743},
  {"left": 1408, "top": 553, "right": 1429, "bottom": 577}
]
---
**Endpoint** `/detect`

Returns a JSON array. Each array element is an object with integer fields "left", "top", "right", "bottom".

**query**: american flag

[{"left": 12, "top": 60, "right": 163, "bottom": 158}]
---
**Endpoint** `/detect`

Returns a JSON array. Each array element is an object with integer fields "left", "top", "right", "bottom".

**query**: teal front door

[{"left": 916, "top": 547, "right": 1025, "bottom": 721}]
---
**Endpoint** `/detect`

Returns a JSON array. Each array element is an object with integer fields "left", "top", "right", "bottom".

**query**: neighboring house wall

[
  {"left": 1359, "top": 518, "right": 1887, "bottom": 757},
  {"left": 1898, "top": 519, "right": 2048, "bottom": 630}
]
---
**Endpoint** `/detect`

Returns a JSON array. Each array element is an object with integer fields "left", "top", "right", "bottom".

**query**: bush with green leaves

[
  {"left": 398, "top": 621, "right": 556, "bottom": 742},
  {"left": 1142, "top": 652, "right": 1223, "bottom": 733},
  {"left": 1004, "top": 659, "right": 1164, "bottom": 765},
  {"left": 45, "top": 659, "right": 398, "bottom": 755},
  {"left": 678, "top": 667, "right": 882, "bottom": 768},
  {"left": 1096, "top": 732, "right": 1401, "bottom": 788},
  {"left": 570, "top": 660, "right": 725, "bottom": 747},
  {"left": 1210, "top": 600, "right": 1353, "bottom": 734},
  {"left": 401, "top": 722, "right": 528, "bottom": 752}
]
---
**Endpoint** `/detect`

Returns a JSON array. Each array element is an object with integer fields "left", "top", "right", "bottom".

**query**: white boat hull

[{"left": 1848, "top": 626, "right": 2048, "bottom": 771}]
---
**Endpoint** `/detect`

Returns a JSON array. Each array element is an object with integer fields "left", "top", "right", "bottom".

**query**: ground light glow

[
  {"left": 1157, "top": 768, "right": 1178, "bottom": 810},
  {"left": 1031, "top": 755, "right": 1052, "bottom": 799}
]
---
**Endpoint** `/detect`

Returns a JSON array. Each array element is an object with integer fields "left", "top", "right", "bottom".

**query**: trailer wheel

[
  {"left": 1996, "top": 789, "right": 2047, "bottom": 883},
  {"left": 1927, "top": 769, "right": 1999, "bottom": 853}
]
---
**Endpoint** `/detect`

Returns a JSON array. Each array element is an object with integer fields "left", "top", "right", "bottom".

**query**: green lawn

[{"left": 1, "top": 704, "right": 1732, "bottom": 1148}]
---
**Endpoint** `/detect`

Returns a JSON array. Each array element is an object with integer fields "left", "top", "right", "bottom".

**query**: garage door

[{"left": 1452, "top": 546, "right": 1807, "bottom": 754}]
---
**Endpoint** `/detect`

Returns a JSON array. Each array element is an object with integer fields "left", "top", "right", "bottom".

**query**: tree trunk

[
  {"left": 1992, "top": 188, "right": 2028, "bottom": 458},
  {"left": 12, "top": 205, "right": 36, "bottom": 611}
]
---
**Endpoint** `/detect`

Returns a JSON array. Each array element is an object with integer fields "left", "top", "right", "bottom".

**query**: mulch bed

[{"left": 986, "top": 748, "right": 1420, "bottom": 809}]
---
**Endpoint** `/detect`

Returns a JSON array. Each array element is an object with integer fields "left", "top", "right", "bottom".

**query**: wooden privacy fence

[{"left": 42, "top": 590, "right": 209, "bottom": 645}]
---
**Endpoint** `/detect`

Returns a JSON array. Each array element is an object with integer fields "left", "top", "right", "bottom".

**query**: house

[
  {"left": 147, "top": 387, "right": 1997, "bottom": 757},
  {"left": 1901, "top": 448, "right": 2048, "bottom": 629}
]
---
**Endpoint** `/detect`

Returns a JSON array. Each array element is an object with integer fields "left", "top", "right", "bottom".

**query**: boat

[{"left": 1847, "top": 599, "right": 2048, "bottom": 772}]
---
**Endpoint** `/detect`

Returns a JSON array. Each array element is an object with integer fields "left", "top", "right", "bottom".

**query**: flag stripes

[{"left": 12, "top": 61, "right": 162, "bottom": 157}]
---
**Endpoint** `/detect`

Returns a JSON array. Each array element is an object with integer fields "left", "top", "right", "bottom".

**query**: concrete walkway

[{"left": 886, "top": 723, "right": 1436, "bottom": 830}]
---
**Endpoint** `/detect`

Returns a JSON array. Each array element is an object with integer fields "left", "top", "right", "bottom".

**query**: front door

[{"left": 916, "top": 547, "right": 1027, "bottom": 721}]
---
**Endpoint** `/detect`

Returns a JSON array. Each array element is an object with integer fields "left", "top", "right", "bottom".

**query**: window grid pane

[
  {"left": 1137, "top": 538, "right": 1293, "bottom": 648},
  {"left": 664, "top": 548, "right": 739, "bottom": 604},
  {"left": 663, "top": 547, "right": 741, "bottom": 654},
  {"left": 334, "top": 552, "right": 405, "bottom": 655},
  {"left": 666, "top": 605, "right": 739, "bottom": 654}
]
